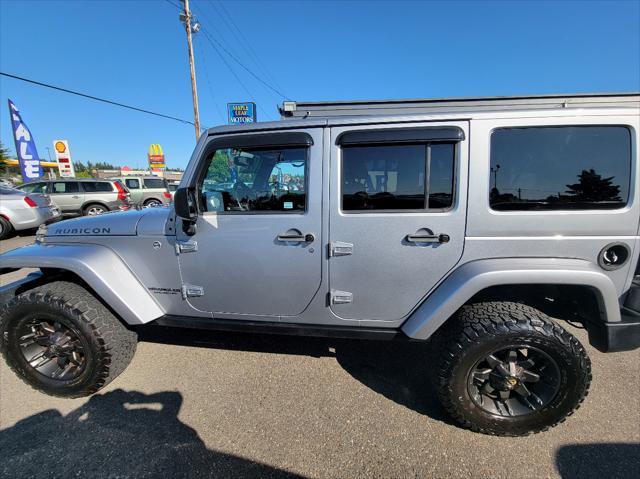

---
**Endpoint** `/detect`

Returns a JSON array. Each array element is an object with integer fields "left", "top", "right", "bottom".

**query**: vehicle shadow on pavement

[
  {"left": 138, "top": 327, "right": 452, "bottom": 425},
  {"left": 0, "top": 389, "right": 304, "bottom": 479},
  {"left": 555, "top": 443, "right": 640, "bottom": 479}
]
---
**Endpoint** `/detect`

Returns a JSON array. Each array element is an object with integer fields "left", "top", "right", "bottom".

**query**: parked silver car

[
  {"left": 0, "top": 186, "right": 60, "bottom": 240},
  {"left": 18, "top": 179, "right": 131, "bottom": 216}
]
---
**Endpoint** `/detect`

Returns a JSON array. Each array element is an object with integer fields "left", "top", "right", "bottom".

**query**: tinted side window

[
  {"left": 51, "top": 182, "right": 79, "bottom": 194},
  {"left": 200, "top": 147, "right": 307, "bottom": 213},
  {"left": 341, "top": 143, "right": 455, "bottom": 211},
  {"left": 82, "top": 182, "right": 113, "bottom": 192},
  {"left": 125, "top": 178, "right": 140, "bottom": 189},
  {"left": 143, "top": 178, "right": 166, "bottom": 189},
  {"left": 20, "top": 182, "right": 47, "bottom": 194},
  {"left": 490, "top": 126, "right": 631, "bottom": 211}
]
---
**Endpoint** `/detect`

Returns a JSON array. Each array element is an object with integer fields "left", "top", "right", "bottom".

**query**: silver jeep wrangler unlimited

[{"left": 2, "top": 93, "right": 639, "bottom": 436}]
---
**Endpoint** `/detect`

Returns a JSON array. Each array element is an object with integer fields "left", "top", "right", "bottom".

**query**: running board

[{"left": 152, "top": 315, "right": 406, "bottom": 341}]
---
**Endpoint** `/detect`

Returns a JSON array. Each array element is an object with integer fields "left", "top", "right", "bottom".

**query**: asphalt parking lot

[{"left": 1, "top": 233, "right": 638, "bottom": 479}]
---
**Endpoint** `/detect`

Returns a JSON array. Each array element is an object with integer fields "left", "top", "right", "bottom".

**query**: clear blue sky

[{"left": 1, "top": 0, "right": 639, "bottom": 169}]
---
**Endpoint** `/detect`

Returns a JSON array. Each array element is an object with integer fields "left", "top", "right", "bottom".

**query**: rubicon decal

[{"left": 53, "top": 227, "right": 112, "bottom": 235}]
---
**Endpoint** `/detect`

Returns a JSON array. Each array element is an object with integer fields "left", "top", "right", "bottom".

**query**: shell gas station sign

[
  {"left": 148, "top": 144, "right": 165, "bottom": 173},
  {"left": 53, "top": 140, "right": 76, "bottom": 178}
]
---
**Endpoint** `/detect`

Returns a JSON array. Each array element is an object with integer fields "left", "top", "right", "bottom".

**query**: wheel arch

[
  {"left": 0, "top": 243, "right": 164, "bottom": 325},
  {"left": 401, "top": 258, "right": 620, "bottom": 340},
  {"left": 81, "top": 201, "right": 110, "bottom": 213}
]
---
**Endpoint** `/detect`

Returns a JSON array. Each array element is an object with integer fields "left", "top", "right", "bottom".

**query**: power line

[
  {"left": 163, "top": 0, "right": 182, "bottom": 11},
  {"left": 198, "top": 30, "right": 271, "bottom": 119},
  {"left": 198, "top": 45, "right": 227, "bottom": 124},
  {"left": 209, "top": 0, "right": 284, "bottom": 94},
  {"left": 0, "top": 71, "right": 196, "bottom": 126},
  {"left": 195, "top": 19, "right": 289, "bottom": 100}
]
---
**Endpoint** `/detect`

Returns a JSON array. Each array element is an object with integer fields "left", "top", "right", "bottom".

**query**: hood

[{"left": 46, "top": 209, "right": 166, "bottom": 238}]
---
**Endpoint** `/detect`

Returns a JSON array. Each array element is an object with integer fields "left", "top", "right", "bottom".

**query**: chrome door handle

[
  {"left": 406, "top": 233, "right": 450, "bottom": 243},
  {"left": 277, "top": 233, "right": 315, "bottom": 243}
]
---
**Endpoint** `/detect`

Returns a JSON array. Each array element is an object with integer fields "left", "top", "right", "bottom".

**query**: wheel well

[
  {"left": 465, "top": 284, "right": 605, "bottom": 325},
  {"left": 15, "top": 268, "right": 131, "bottom": 328},
  {"left": 143, "top": 197, "right": 162, "bottom": 205},
  {"left": 82, "top": 201, "right": 109, "bottom": 212}
]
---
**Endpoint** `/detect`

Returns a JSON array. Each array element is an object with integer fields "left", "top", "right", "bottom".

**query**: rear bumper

[
  {"left": 12, "top": 206, "right": 61, "bottom": 231},
  {"left": 584, "top": 313, "right": 640, "bottom": 353}
]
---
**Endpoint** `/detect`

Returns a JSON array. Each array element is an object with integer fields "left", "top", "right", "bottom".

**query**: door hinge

[
  {"left": 330, "top": 290, "right": 353, "bottom": 304},
  {"left": 176, "top": 240, "right": 198, "bottom": 254},
  {"left": 182, "top": 284, "right": 204, "bottom": 299},
  {"left": 329, "top": 241, "right": 353, "bottom": 257}
]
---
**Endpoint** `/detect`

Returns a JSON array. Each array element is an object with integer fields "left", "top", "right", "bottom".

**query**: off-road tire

[
  {"left": 0, "top": 281, "right": 137, "bottom": 398},
  {"left": 0, "top": 216, "right": 13, "bottom": 240},
  {"left": 435, "top": 301, "right": 591, "bottom": 436}
]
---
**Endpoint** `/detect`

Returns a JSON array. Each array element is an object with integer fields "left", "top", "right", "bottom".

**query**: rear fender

[
  {"left": 401, "top": 258, "right": 621, "bottom": 340},
  {"left": 0, "top": 243, "right": 164, "bottom": 325}
]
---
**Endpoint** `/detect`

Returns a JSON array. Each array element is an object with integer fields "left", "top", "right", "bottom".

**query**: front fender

[
  {"left": 401, "top": 258, "right": 621, "bottom": 340},
  {"left": 0, "top": 243, "right": 164, "bottom": 325}
]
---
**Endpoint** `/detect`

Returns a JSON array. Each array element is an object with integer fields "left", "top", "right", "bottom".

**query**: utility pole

[{"left": 181, "top": 0, "right": 201, "bottom": 141}]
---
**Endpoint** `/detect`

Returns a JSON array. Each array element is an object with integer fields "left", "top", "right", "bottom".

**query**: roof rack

[{"left": 279, "top": 92, "right": 640, "bottom": 118}]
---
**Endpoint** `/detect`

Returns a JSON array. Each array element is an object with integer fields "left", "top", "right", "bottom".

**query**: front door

[
  {"left": 49, "top": 181, "right": 83, "bottom": 214},
  {"left": 329, "top": 122, "right": 469, "bottom": 321},
  {"left": 177, "top": 129, "right": 323, "bottom": 319}
]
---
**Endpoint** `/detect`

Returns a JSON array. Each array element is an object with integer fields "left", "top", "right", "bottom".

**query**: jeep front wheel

[
  {"left": 436, "top": 301, "right": 591, "bottom": 436},
  {"left": 0, "top": 281, "right": 137, "bottom": 398}
]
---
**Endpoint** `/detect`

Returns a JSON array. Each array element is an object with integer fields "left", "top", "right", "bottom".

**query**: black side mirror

[{"left": 174, "top": 187, "right": 198, "bottom": 235}]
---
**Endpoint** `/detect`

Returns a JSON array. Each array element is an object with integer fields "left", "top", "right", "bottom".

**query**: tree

[
  {"left": 565, "top": 169, "right": 621, "bottom": 203},
  {"left": 0, "top": 141, "right": 14, "bottom": 176}
]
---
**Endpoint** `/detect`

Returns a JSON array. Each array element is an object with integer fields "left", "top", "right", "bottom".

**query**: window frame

[
  {"left": 197, "top": 143, "right": 312, "bottom": 216},
  {"left": 488, "top": 124, "right": 633, "bottom": 213},
  {"left": 80, "top": 181, "right": 114, "bottom": 193},
  {"left": 51, "top": 181, "right": 80, "bottom": 194},
  {"left": 125, "top": 178, "right": 141, "bottom": 190},
  {"left": 339, "top": 140, "right": 458, "bottom": 214},
  {"left": 143, "top": 178, "right": 167, "bottom": 189}
]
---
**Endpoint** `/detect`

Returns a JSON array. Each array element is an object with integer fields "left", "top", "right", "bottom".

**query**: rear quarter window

[
  {"left": 143, "top": 178, "right": 167, "bottom": 189},
  {"left": 82, "top": 182, "right": 114, "bottom": 192},
  {"left": 489, "top": 126, "right": 631, "bottom": 211}
]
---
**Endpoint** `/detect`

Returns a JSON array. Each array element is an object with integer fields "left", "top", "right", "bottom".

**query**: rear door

[
  {"left": 329, "top": 121, "right": 469, "bottom": 321},
  {"left": 49, "top": 181, "right": 83, "bottom": 213},
  {"left": 124, "top": 178, "right": 143, "bottom": 205}
]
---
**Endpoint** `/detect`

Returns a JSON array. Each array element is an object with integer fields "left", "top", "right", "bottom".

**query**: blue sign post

[
  {"left": 8, "top": 99, "right": 42, "bottom": 182},
  {"left": 227, "top": 102, "right": 257, "bottom": 124}
]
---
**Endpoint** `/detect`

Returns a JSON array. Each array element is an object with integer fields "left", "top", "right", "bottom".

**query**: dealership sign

[
  {"left": 53, "top": 140, "right": 76, "bottom": 178},
  {"left": 227, "top": 102, "right": 256, "bottom": 124},
  {"left": 148, "top": 144, "right": 165, "bottom": 172},
  {"left": 7, "top": 99, "right": 42, "bottom": 182}
]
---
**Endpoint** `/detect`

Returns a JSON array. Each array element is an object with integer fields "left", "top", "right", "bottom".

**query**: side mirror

[{"left": 174, "top": 187, "right": 198, "bottom": 235}]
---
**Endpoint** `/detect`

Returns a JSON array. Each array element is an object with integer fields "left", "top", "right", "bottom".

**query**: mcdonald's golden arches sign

[{"left": 148, "top": 144, "right": 165, "bottom": 170}]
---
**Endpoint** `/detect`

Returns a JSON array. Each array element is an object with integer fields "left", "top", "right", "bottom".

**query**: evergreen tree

[{"left": 565, "top": 169, "right": 621, "bottom": 202}]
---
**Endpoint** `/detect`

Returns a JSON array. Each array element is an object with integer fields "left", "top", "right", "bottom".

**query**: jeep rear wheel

[
  {"left": 0, "top": 281, "right": 137, "bottom": 398},
  {"left": 436, "top": 301, "right": 591, "bottom": 436}
]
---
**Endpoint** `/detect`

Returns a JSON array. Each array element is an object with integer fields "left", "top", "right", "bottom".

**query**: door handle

[
  {"left": 72, "top": 195, "right": 80, "bottom": 199},
  {"left": 406, "top": 233, "right": 450, "bottom": 243},
  {"left": 277, "top": 233, "right": 315, "bottom": 243}
]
